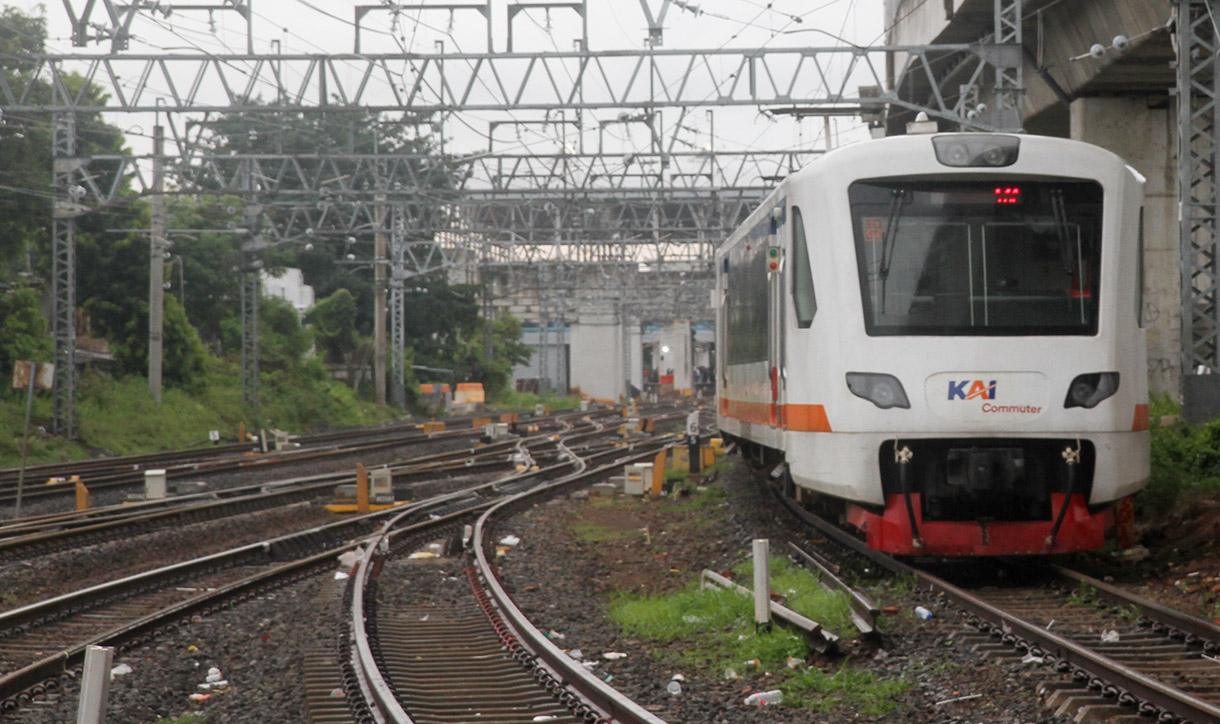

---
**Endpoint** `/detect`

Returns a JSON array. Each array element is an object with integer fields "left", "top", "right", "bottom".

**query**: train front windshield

[{"left": 849, "top": 180, "right": 1104, "bottom": 336}]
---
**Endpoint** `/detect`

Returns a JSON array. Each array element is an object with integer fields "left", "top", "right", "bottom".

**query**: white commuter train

[{"left": 715, "top": 132, "right": 1149, "bottom": 556}]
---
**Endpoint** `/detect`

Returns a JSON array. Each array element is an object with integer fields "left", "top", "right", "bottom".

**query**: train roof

[{"left": 789, "top": 132, "right": 1132, "bottom": 185}]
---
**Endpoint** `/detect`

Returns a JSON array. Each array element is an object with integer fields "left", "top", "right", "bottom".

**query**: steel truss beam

[
  {"left": 1, "top": 46, "right": 1017, "bottom": 130},
  {"left": 1178, "top": 0, "right": 1220, "bottom": 381}
]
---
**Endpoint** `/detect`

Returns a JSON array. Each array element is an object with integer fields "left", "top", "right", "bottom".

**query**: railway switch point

[{"left": 144, "top": 470, "right": 167, "bottom": 500}]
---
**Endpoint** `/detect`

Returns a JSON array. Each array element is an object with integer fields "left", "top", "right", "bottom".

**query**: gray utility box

[
  {"left": 144, "top": 469, "right": 167, "bottom": 500},
  {"left": 623, "top": 463, "right": 652, "bottom": 496},
  {"left": 369, "top": 468, "right": 395, "bottom": 504}
]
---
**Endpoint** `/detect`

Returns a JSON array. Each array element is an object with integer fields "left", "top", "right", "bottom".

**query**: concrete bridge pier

[{"left": 1070, "top": 97, "right": 1178, "bottom": 395}]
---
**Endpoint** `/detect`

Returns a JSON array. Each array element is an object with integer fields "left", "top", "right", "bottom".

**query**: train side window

[{"left": 791, "top": 206, "right": 817, "bottom": 327}]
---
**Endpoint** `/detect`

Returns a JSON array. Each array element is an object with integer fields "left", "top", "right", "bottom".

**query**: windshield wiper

[
  {"left": 1050, "top": 189, "right": 1075, "bottom": 275},
  {"left": 877, "top": 188, "right": 906, "bottom": 313}
]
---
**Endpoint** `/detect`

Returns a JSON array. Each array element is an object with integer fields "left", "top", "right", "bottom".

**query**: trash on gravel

[
  {"left": 671, "top": 673, "right": 685, "bottom": 681},
  {"left": 744, "top": 690, "right": 783, "bottom": 706},
  {"left": 1101, "top": 630, "right": 1120, "bottom": 643},
  {"left": 914, "top": 605, "right": 934, "bottom": 620},
  {"left": 407, "top": 551, "right": 437, "bottom": 559},
  {"left": 723, "top": 668, "right": 739, "bottom": 680},
  {"left": 546, "top": 630, "right": 565, "bottom": 640},
  {"left": 567, "top": 648, "right": 583, "bottom": 660},
  {"left": 666, "top": 681, "right": 682, "bottom": 696},
  {"left": 603, "top": 652, "right": 627, "bottom": 660},
  {"left": 110, "top": 664, "right": 133, "bottom": 678},
  {"left": 189, "top": 693, "right": 211, "bottom": 702},
  {"left": 532, "top": 717, "right": 558, "bottom": 722},
  {"left": 330, "top": 688, "right": 345, "bottom": 697},
  {"left": 1021, "top": 653, "right": 1045, "bottom": 667},
  {"left": 935, "top": 693, "right": 982, "bottom": 706},
  {"left": 1112, "top": 545, "right": 1149, "bottom": 562},
  {"left": 333, "top": 571, "right": 349, "bottom": 580},
  {"left": 499, "top": 535, "right": 521, "bottom": 547}
]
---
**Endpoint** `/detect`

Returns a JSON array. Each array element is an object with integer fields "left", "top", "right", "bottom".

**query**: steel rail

[
  {"left": 772, "top": 485, "right": 1220, "bottom": 723},
  {"left": 346, "top": 423, "right": 685, "bottom": 723},
  {"left": 466, "top": 442, "right": 674, "bottom": 724}
]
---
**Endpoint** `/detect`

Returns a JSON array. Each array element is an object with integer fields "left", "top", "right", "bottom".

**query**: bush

[{"left": 1144, "top": 395, "right": 1220, "bottom": 516}]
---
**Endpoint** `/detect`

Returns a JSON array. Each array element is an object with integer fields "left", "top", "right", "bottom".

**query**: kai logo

[{"left": 948, "top": 380, "right": 997, "bottom": 401}]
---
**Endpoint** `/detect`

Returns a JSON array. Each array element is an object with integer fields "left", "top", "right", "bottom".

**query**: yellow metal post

[
  {"left": 74, "top": 475, "right": 89, "bottom": 510},
  {"left": 650, "top": 448, "right": 668, "bottom": 499},
  {"left": 356, "top": 463, "right": 370, "bottom": 514}
]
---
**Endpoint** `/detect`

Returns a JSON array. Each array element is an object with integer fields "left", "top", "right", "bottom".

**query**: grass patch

[
  {"left": 486, "top": 390, "right": 583, "bottom": 411},
  {"left": 608, "top": 556, "right": 908, "bottom": 714},
  {"left": 154, "top": 715, "right": 205, "bottom": 724},
  {"left": 732, "top": 555, "right": 856, "bottom": 635},
  {"left": 569, "top": 519, "right": 645, "bottom": 544},
  {"left": 785, "top": 665, "right": 910, "bottom": 715},
  {"left": 0, "top": 358, "right": 397, "bottom": 467}
]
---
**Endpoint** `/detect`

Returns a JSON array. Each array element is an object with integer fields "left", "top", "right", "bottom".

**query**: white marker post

[
  {"left": 753, "top": 538, "right": 771, "bottom": 630},
  {"left": 76, "top": 645, "right": 115, "bottom": 724}
]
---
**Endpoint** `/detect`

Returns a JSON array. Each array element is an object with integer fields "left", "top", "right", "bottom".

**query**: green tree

[
  {"left": 305, "top": 288, "right": 371, "bottom": 388},
  {"left": 221, "top": 295, "right": 312, "bottom": 371},
  {"left": 111, "top": 294, "right": 209, "bottom": 389},
  {"left": 163, "top": 195, "right": 246, "bottom": 347},
  {"left": 0, "top": 284, "right": 52, "bottom": 379}
]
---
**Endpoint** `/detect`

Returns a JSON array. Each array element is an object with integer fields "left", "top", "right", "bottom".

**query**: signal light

[{"left": 767, "top": 247, "right": 782, "bottom": 273}]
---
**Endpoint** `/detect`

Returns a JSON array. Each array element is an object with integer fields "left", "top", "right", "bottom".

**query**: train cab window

[
  {"left": 849, "top": 179, "right": 1104, "bottom": 336},
  {"left": 791, "top": 206, "right": 817, "bottom": 327}
]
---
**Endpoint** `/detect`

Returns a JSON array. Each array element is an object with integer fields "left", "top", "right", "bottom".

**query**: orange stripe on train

[
  {"left": 1132, "top": 403, "right": 1149, "bottom": 432},
  {"left": 720, "top": 398, "right": 832, "bottom": 432}
]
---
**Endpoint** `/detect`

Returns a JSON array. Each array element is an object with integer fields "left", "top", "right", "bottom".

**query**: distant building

[{"left": 261, "top": 268, "right": 316, "bottom": 318}]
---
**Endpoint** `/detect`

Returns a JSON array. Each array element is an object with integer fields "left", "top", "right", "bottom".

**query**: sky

[{"left": 5, "top": 0, "right": 890, "bottom": 166}]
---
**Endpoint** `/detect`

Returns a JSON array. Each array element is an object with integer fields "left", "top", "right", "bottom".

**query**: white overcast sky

[{"left": 7, "top": 1, "right": 889, "bottom": 167}]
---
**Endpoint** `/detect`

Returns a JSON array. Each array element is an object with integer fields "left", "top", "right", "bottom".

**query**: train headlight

[
  {"left": 1064, "top": 372, "right": 1120, "bottom": 409},
  {"left": 846, "top": 373, "right": 911, "bottom": 410},
  {"left": 932, "top": 134, "right": 1020, "bottom": 167}
]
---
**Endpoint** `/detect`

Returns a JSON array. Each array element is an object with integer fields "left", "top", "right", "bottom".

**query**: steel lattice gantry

[
  {"left": 11, "top": 1, "right": 1033, "bottom": 429},
  {"left": 1178, "top": 0, "right": 1220, "bottom": 383}
]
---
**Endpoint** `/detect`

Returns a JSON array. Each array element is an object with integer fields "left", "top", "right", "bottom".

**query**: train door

[{"left": 767, "top": 203, "right": 786, "bottom": 428}]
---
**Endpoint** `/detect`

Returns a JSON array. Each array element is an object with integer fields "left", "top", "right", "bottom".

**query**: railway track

[
  {"left": 326, "top": 433, "right": 678, "bottom": 724},
  {"left": 0, "top": 408, "right": 638, "bottom": 559},
  {"left": 0, "top": 407, "right": 624, "bottom": 510},
  {"left": 0, "top": 407, "right": 688, "bottom": 719},
  {"left": 772, "top": 483, "right": 1220, "bottom": 724}
]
